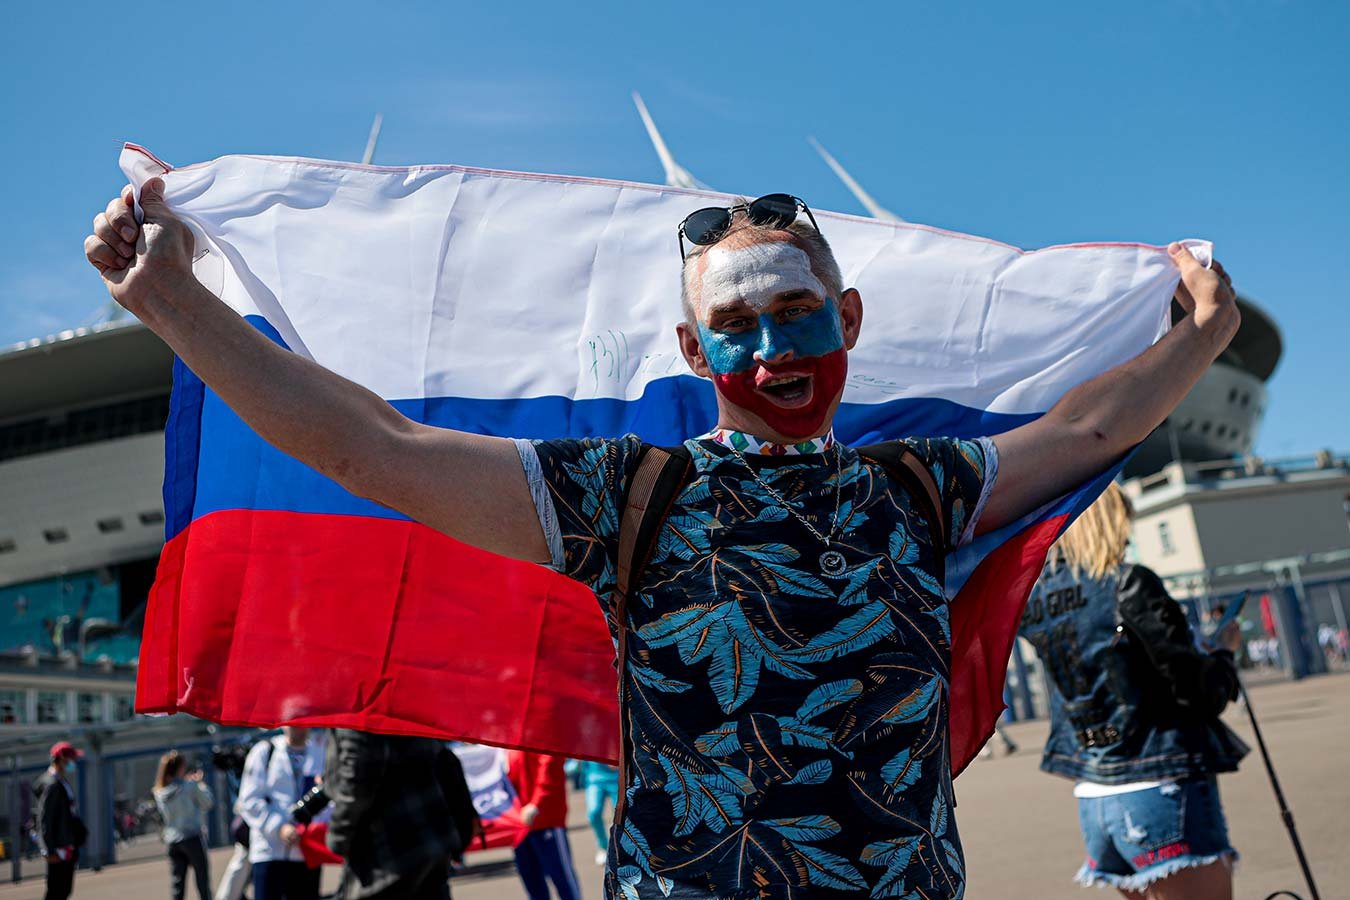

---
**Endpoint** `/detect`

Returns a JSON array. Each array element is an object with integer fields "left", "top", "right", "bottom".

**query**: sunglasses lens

[
  {"left": 748, "top": 194, "right": 800, "bottom": 229},
  {"left": 682, "top": 207, "right": 732, "bottom": 245}
]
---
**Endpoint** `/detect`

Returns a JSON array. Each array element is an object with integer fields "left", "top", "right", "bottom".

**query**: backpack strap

[
  {"left": 856, "top": 441, "right": 948, "bottom": 554},
  {"left": 610, "top": 443, "right": 693, "bottom": 824},
  {"left": 615, "top": 445, "right": 692, "bottom": 604}
]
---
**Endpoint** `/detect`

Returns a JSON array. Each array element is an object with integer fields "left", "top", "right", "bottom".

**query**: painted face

[{"left": 693, "top": 241, "right": 847, "bottom": 439}]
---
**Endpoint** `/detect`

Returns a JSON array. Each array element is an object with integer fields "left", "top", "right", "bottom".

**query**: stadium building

[{"left": 0, "top": 321, "right": 248, "bottom": 872}]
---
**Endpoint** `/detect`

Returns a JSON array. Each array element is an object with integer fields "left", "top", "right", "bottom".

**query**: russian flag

[{"left": 122, "top": 144, "right": 1190, "bottom": 773}]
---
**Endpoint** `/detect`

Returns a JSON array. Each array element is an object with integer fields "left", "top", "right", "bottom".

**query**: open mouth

[{"left": 756, "top": 372, "right": 815, "bottom": 406}]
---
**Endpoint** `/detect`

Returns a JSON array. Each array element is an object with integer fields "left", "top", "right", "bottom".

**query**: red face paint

[{"left": 711, "top": 347, "right": 848, "bottom": 440}]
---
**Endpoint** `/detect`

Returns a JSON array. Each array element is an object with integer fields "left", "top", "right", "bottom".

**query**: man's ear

[
  {"left": 839, "top": 288, "right": 863, "bottom": 350},
  {"left": 676, "top": 322, "right": 712, "bottom": 378}
]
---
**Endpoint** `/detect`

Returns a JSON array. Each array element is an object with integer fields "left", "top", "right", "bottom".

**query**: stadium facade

[{"left": 1, "top": 323, "right": 170, "bottom": 730}]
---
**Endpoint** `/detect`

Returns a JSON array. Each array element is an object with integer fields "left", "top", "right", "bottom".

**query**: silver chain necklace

[{"left": 727, "top": 443, "right": 849, "bottom": 576}]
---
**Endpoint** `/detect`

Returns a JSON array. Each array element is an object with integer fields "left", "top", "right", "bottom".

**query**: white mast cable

[
  {"left": 631, "top": 92, "right": 709, "bottom": 190},
  {"left": 362, "top": 113, "right": 384, "bottom": 165},
  {"left": 807, "top": 136, "right": 904, "bottom": 222}
]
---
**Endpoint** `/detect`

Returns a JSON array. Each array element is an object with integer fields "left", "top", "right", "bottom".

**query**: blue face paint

[{"left": 697, "top": 302, "right": 844, "bottom": 375}]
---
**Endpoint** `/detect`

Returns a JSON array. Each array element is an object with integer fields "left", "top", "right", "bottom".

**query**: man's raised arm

[
  {"left": 980, "top": 244, "right": 1240, "bottom": 533},
  {"left": 84, "top": 179, "right": 549, "bottom": 563}
]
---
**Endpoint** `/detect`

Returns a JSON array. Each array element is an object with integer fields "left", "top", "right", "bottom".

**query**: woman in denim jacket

[{"left": 1021, "top": 484, "right": 1248, "bottom": 899}]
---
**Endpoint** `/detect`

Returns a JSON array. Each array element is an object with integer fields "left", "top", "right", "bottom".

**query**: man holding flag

[{"left": 86, "top": 181, "right": 1235, "bottom": 898}]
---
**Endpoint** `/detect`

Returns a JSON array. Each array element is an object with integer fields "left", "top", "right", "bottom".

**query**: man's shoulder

[
  {"left": 528, "top": 433, "right": 648, "bottom": 486},
  {"left": 532, "top": 432, "right": 644, "bottom": 448},
  {"left": 853, "top": 435, "right": 991, "bottom": 466}
]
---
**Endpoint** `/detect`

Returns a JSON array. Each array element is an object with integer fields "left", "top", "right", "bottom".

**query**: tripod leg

[{"left": 1239, "top": 682, "right": 1321, "bottom": 900}]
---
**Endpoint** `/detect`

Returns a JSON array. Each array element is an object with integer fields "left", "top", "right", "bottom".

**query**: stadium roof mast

[
  {"left": 807, "top": 136, "right": 904, "bottom": 223},
  {"left": 362, "top": 113, "right": 384, "bottom": 165},
  {"left": 630, "top": 93, "right": 904, "bottom": 227},
  {"left": 631, "top": 92, "right": 710, "bottom": 191}
]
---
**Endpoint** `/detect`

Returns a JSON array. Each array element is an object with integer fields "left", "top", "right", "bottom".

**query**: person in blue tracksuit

[{"left": 579, "top": 762, "right": 619, "bottom": 866}]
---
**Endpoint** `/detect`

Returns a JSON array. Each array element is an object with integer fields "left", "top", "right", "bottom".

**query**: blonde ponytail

[{"left": 1052, "top": 482, "right": 1134, "bottom": 581}]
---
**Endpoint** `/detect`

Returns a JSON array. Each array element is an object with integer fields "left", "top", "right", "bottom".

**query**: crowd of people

[{"left": 28, "top": 731, "right": 625, "bottom": 900}]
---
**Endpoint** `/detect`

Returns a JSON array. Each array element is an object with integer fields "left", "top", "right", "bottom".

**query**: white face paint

[{"left": 696, "top": 241, "right": 827, "bottom": 317}]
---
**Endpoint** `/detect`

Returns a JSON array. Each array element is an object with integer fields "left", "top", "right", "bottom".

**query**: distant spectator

[
  {"left": 214, "top": 837, "right": 251, "bottom": 900},
  {"left": 978, "top": 719, "right": 1019, "bottom": 759},
  {"left": 238, "top": 727, "right": 326, "bottom": 900},
  {"left": 325, "top": 730, "right": 479, "bottom": 899},
  {"left": 1247, "top": 637, "right": 1267, "bottom": 668},
  {"left": 33, "top": 741, "right": 86, "bottom": 900},
  {"left": 1265, "top": 636, "right": 1282, "bottom": 668},
  {"left": 154, "top": 750, "right": 214, "bottom": 900},
  {"left": 210, "top": 741, "right": 254, "bottom": 900},
  {"left": 506, "top": 751, "right": 579, "bottom": 900},
  {"left": 578, "top": 761, "right": 619, "bottom": 866}
]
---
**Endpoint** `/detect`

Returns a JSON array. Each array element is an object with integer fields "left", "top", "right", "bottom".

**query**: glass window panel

[
  {"left": 0, "top": 690, "right": 26, "bottom": 724},
  {"left": 37, "top": 691, "right": 70, "bottom": 724}
]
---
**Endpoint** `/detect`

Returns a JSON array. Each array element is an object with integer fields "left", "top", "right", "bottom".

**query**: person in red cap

[{"left": 33, "top": 742, "right": 87, "bottom": 900}]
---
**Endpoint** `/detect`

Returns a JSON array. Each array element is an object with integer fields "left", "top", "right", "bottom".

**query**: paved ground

[{"left": 3, "top": 671, "right": 1344, "bottom": 899}]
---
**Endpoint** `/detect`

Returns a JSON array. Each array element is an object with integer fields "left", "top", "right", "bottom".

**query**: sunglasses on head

[{"left": 677, "top": 193, "right": 820, "bottom": 260}]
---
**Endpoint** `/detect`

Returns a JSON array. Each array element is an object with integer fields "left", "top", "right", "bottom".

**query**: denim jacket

[{"left": 1020, "top": 561, "right": 1248, "bottom": 783}]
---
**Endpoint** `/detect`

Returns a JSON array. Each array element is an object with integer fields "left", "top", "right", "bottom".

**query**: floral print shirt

[{"left": 520, "top": 434, "right": 996, "bottom": 899}]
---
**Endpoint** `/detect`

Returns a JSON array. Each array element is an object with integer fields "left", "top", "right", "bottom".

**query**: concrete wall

[
  {"left": 1127, "top": 461, "right": 1350, "bottom": 587},
  {"left": 1131, "top": 503, "right": 1206, "bottom": 578},
  {"left": 1189, "top": 479, "right": 1350, "bottom": 569},
  {"left": 0, "top": 433, "right": 165, "bottom": 587}
]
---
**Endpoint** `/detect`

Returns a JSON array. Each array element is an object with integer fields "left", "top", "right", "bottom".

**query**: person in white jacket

[{"left": 237, "top": 727, "right": 327, "bottom": 900}]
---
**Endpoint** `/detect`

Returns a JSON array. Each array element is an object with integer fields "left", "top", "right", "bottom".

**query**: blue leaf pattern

[
  {"left": 838, "top": 562, "right": 877, "bottom": 606},
  {"left": 862, "top": 835, "right": 919, "bottom": 897},
  {"left": 657, "top": 754, "right": 744, "bottom": 836},
  {"left": 880, "top": 748, "right": 923, "bottom": 793},
  {"left": 795, "top": 678, "right": 863, "bottom": 721},
  {"left": 888, "top": 526, "right": 919, "bottom": 565},
  {"left": 533, "top": 434, "right": 988, "bottom": 898},
  {"left": 785, "top": 758, "right": 832, "bottom": 785},
  {"left": 781, "top": 602, "right": 897, "bottom": 665},
  {"left": 764, "top": 814, "right": 840, "bottom": 842},
  {"left": 793, "top": 840, "right": 868, "bottom": 890}
]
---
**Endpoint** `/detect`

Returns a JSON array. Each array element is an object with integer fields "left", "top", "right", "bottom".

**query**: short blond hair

[{"left": 1053, "top": 482, "right": 1134, "bottom": 581}]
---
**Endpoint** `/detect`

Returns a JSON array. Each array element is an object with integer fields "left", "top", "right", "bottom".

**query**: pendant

[{"left": 820, "top": 549, "right": 847, "bottom": 576}]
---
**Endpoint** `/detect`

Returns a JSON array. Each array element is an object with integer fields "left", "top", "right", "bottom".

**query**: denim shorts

[{"left": 1075, "top": 777, "right": 1237, "bottom": 891}]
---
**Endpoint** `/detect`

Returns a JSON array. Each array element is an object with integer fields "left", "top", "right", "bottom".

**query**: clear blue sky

[{"left": 4, "top": 1, "right": 1346, "bottom": 456}]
